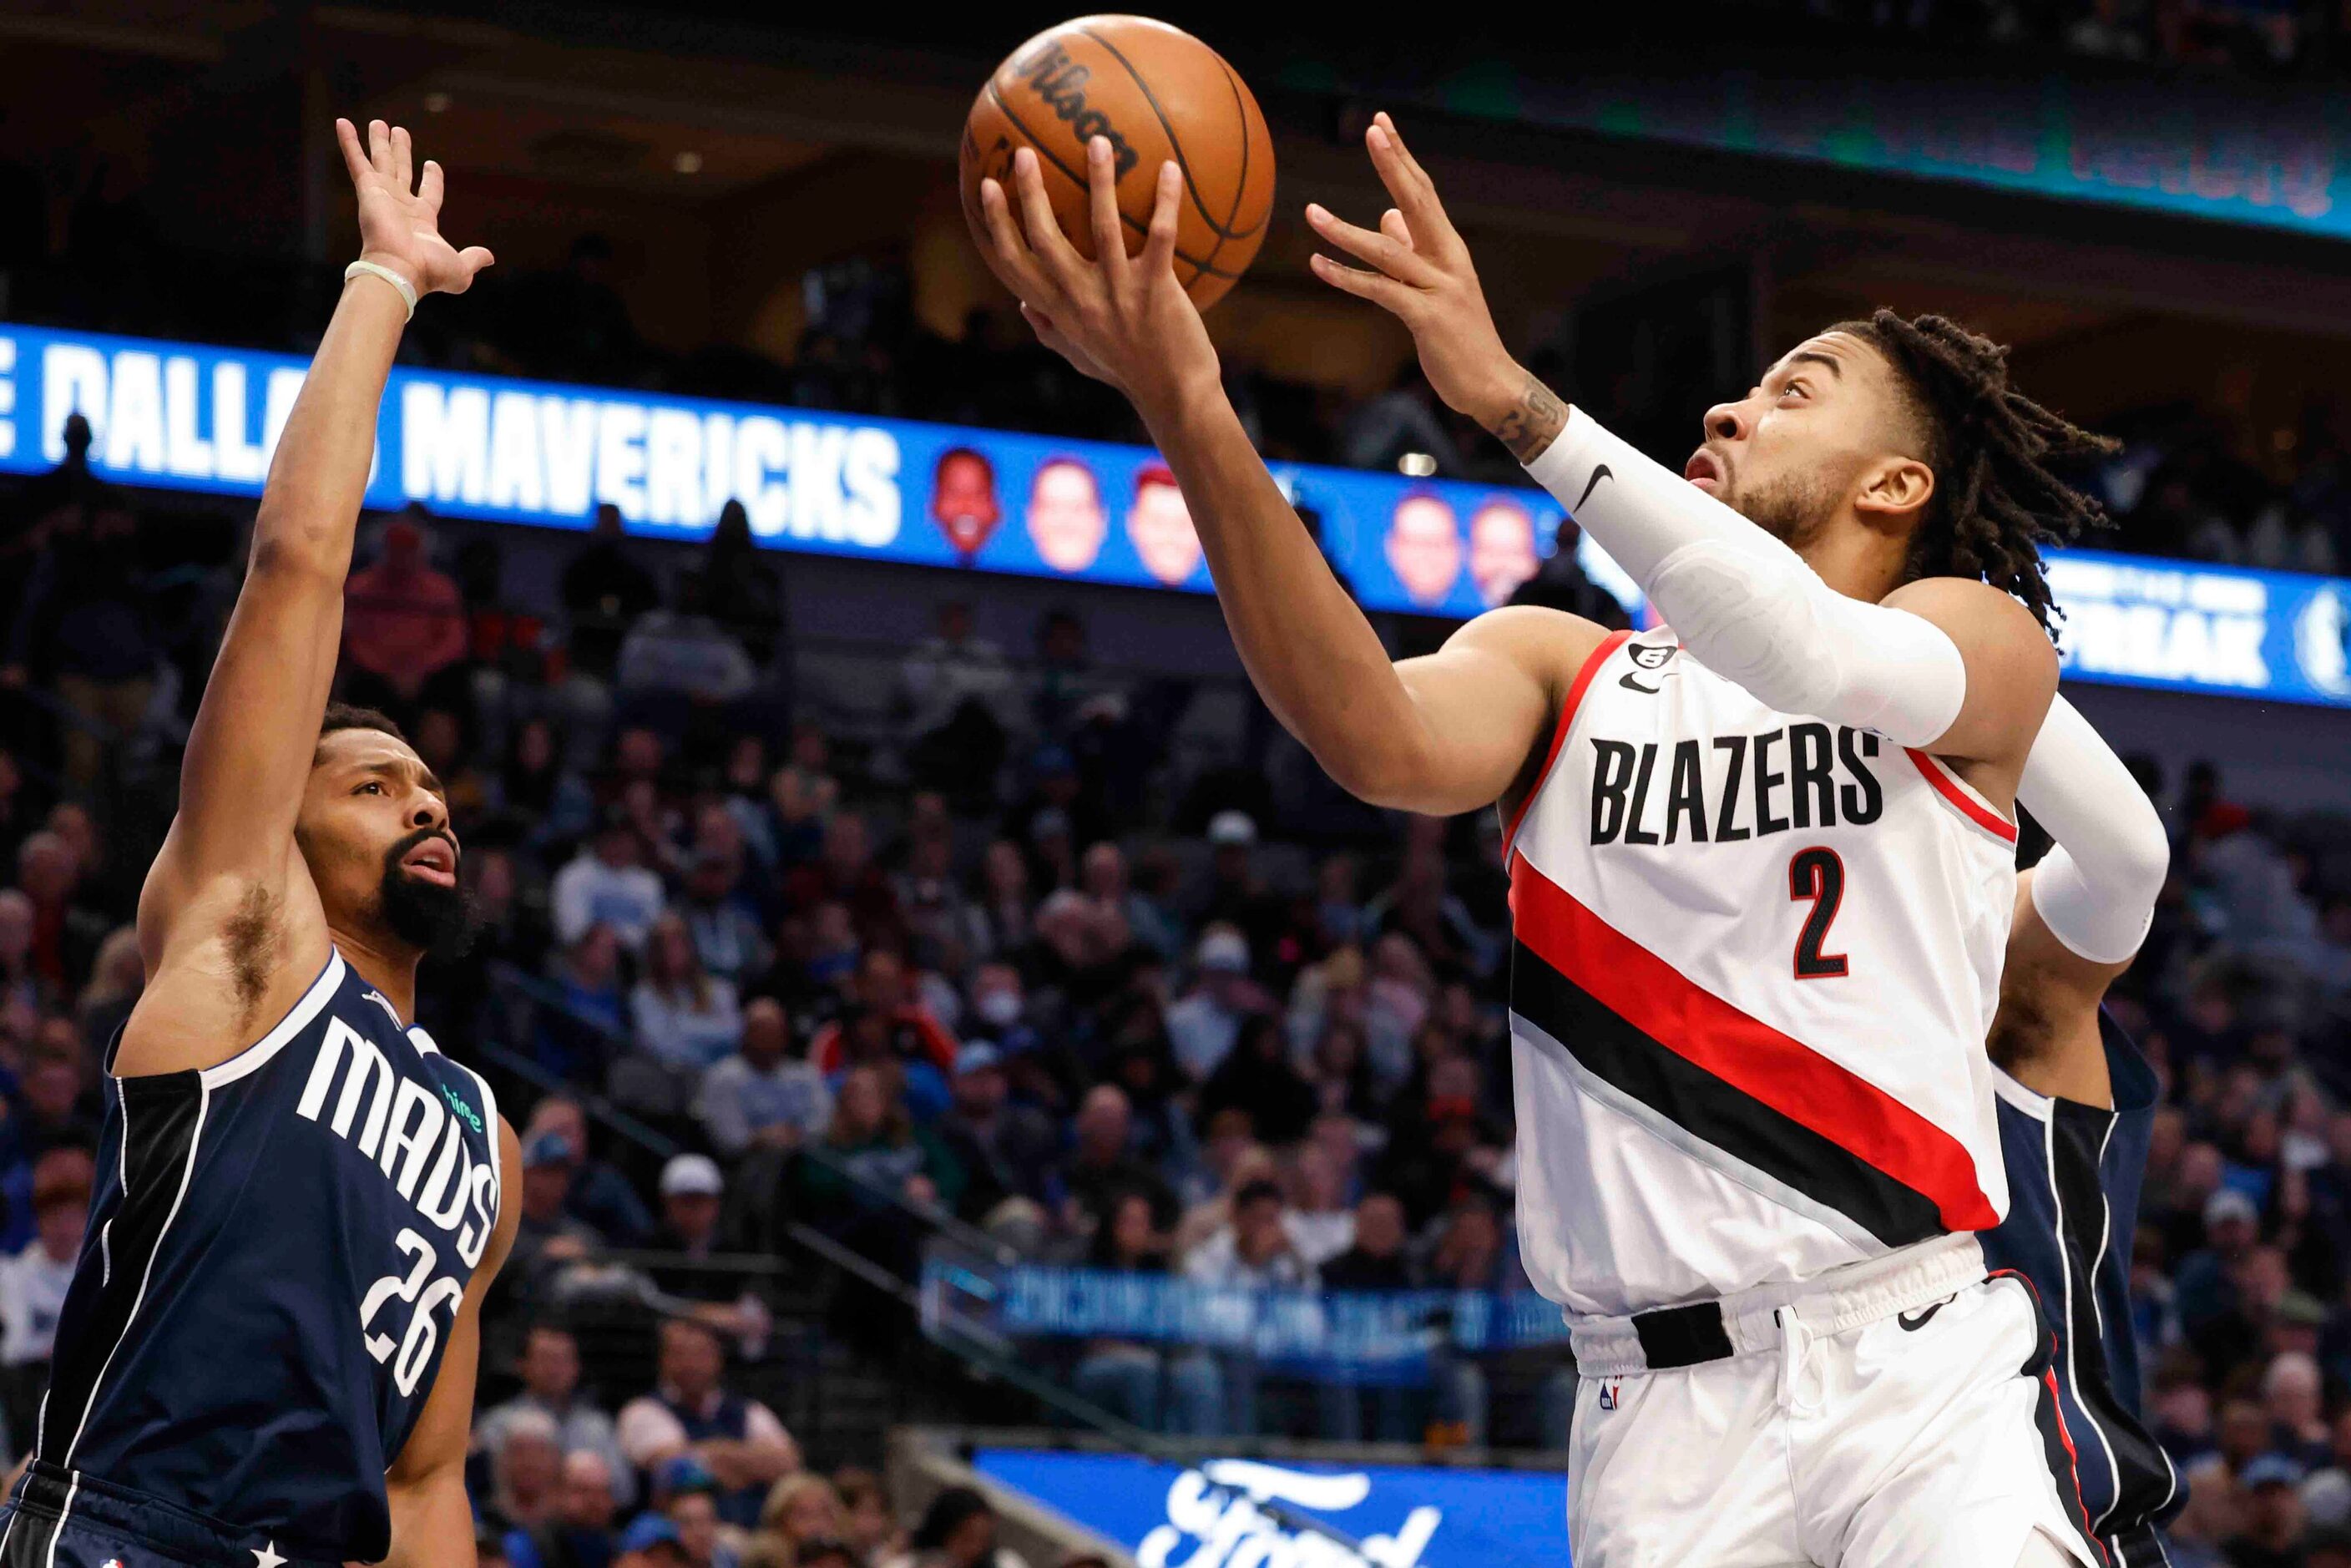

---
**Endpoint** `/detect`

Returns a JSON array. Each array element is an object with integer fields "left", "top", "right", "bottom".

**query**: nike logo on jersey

[
  {"left": 1619, "top": 644, "right": 1678, "bottom": 695},
  {"left": 1897, "top": 1295, "right": 1956, "bottom": 1331},
  {"left": 1575, "top": 465, "right": 1614, "bottom": 511},
  {"left": 1590, "top": 725, "right": 1883, "bottom": 847}
]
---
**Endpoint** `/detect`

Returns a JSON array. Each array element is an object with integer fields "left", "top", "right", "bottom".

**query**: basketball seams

[
  {"left": 1073, "top": 23, "right": 1243, "bottom": 244},
  {"left": 982, "top": 76, "right": 1246, "bottom": 281},
  {"left": 1196, "top": 58, "right": 1259, "bottom": 278}
]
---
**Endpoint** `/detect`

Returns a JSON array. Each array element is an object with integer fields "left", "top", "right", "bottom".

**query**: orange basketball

[{"left": 959, "top": 15, "right": 1275, "bottom": 312}]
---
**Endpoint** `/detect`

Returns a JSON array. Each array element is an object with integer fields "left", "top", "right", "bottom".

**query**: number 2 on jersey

[{"left": 1787, "top": 847, "right": 1850, "bottom": 979}]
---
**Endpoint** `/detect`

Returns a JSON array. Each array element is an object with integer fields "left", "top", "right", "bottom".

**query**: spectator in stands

[
  {"left": 1198, "top": 1014, "right": 1318, "bottom": 1148},
  {"left": 807, "top": 948, "right": 956, "bottom": 1079},
  {"left": 0, "top": 1146, "right": 91, "bottom": 1427},
  {"left": 508, "top": 1133, "right": 604, "bottom": 1309},
  {"left": 746, "top": 1474, "right": 846, "bottom": 1568},
  {"left": 2268, "top": 1351, "right": 2333, "bottom": 1469},
  {"left": 1282, "top": 1143, "right": 1357, "bottom": 1268},
  {"left": 9, "top": 1039, "right": 99, "bottom": 1164},
  {"left": 1315, "top": 1191, "right": 1415, "bottom": 1443},
  {"left": 645, "top": 1153, "right": 769, "bottom": 1353},
  {"left": 481, "top": 1323, "right": 639, "bottom": 1511},
  {"left": 562, "top": 504, "right": 661, "bottom": 690},
  {"left": 73, "top": 924, "right": 140, "bottom": 1060},
  {"left": 1069, "top": 1187, "right": 1215, "bottom": 1434},
  {"left": 16, "top": 831, "right": 107, "bottom": 997},
  {"left": 617, "top": 574, "right": 758, "bottom": 723},
  {"left": 697, "top": 997, "right": 832, "bottom": 1159},
  {"left": 2225, "top": 1455, "right": 2311, "bottom": 1568},
  {"left": 1054, "top": 1085, "right": 1175, "bottom": 1234},
  {"left": 489, "top": 1409, "right": 569, "bottom": 1535},
  {"left": 832, "top": 1471, "right": 900, "bottom": 1566},
  {"left": 1079, "top": 842, "right": 1178, "bottom": 962},
  {"left": 1178, "top": 1178, "right": 1311, "bottom": 1434},
  {"left": 968, "top": 841, "right": 1033, "bottom": 962},
  {"left": 635, "top": 913, "right": 745, "bottom": 1073},
  {"left": 617, "top": 1318, "right": 800, "bottom": 1529},
  {"left": 697, "top": 501, "right": 785, "bottom": 671},
  {"left": 681, "top": 845, "right": 771, "bottom": 991},
  {"left": 935, "top": 1043, "right": 1058, "bottom": 1222},
  {"left": 527, "top": 1095, "right": 656, "bottom": 1246},
  {"left": 0, "top": 890, "right": 37, "bottom": 1020},
  {"left": 795, "top": 1064, "right": 964, "bottom": 1227},
  {"left": 509, "top": 1451, "right": 622, "bottom": 1568},
  {"left": 614, "top": 1514, "right": 691, "bottom": 1568},
  {"left": 555, "top": 813, "right": 668, "bottom": 954},
  {"left": 341, "top": 511, "right": 469, "bottom": 721},
  {"left": 1165, "top": 926, "right": 1260, "bottom": 1084},
  {"left": 656, "top": 1463, "right": 737, "bottom": 1568},
  {"left": 899, "top": 600, "right": 1014, "bottom": 799},
  {"left": 6, "top": 497, "right": 158, "bottom": 790},
  {"left": 900, "top": 1487, "right": 1027, "bottom": 1568}
]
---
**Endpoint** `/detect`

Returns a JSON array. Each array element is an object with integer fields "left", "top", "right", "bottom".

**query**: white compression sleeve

[
  {"left": 2017, "top": 694, "right": 2168, "bottom": 964},
  {"left": 1524, "top": 407, "right": 1968, "bottom": 746}
]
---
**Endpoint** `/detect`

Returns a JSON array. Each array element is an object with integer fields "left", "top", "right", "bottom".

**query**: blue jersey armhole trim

[{"left": 193, "top": 950, "right": 346, "bottom": 1090}]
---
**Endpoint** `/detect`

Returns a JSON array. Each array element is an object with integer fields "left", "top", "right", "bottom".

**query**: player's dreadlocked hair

[{"left": 1831, "top": 310, "right": 2117, "bottom": 640}]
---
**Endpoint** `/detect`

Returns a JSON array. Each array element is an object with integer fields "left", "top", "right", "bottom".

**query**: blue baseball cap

[
  {"left": 618, "top": 1515, "right": 684, "bottom": 1555},
  {"left": 2242, "top": 1453, "right": 2307, "bottom": 1490},
  {"left": 523, "top": 1131, "right": 572, "bottom": 1169},
  {"left": 657, "top": 1454, "right": 720, "bottom": 1495}
]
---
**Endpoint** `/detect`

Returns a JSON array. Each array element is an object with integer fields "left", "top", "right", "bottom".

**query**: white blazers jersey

[{"left": 1506, "top": 626, "right": 2017, "bottom": 1317}]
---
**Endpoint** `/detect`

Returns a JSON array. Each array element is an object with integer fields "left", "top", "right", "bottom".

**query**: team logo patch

[{"left": 1620, "top": 643, "right": 1677, "bottom": 694}]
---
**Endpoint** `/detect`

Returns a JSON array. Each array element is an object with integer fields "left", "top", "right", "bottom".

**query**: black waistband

[
  {"left": 1631, "top": 1301, "right": 1737, "bottom": 1369},
  {"left": 8, "top": 1463, "right": 340, "bottom": 1568}
]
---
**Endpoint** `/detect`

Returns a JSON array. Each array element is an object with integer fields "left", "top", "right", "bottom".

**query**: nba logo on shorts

[
  {"left": 100, "top": 1558, "right": 124, "bottom": 1568},
  {"left": 1596, "top": 1380, "right": 1620, "bottom": 1411}
]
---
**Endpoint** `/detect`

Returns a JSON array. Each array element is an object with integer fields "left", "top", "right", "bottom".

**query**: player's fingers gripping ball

[{"left": 959, "top": 14, "right": 1275, "bottom": 310}]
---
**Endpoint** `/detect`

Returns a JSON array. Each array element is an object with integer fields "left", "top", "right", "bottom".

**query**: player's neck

[
  {"left": 331, "top": 926, "right": 422, "bottom": 1023},
  {"left": 1793, "top": 516, "right": 1909, "bottom": 605}
]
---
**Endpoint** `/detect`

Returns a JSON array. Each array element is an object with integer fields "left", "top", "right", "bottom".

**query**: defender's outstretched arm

[
  {"left": 126, "top": 119, "right": 491, "bottom": 1070},
  {"left": 1994, "top": 696, "right": 2170, "bottom": 1105},
  {"left": 975, "top": 139, "right": 1606, "bottom": 818},
  {"left": 1307, "top": 115, "right": 2054, "bottom": 776}
]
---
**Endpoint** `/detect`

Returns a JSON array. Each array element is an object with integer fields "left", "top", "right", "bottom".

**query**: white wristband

[{"left": 344, "top": 260, "right": 418, "bottom": 321}]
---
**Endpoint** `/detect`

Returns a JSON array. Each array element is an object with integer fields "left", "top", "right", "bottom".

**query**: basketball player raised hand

[
  {"left": 2, "top": 120, "right": 516, "bottom": 1568},
  {"left": 991, "top": 119, "right": 2127, "bottom": 1566}
]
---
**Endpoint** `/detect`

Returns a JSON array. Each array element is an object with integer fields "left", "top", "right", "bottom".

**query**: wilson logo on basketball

[{"left": 1012, "top": 39, "right": 1141, "bottom": 178}]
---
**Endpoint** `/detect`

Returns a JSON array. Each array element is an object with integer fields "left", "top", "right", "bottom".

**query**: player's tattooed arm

[{"left": 1489, "top": 373, "right": 1567, "bottom": 464}]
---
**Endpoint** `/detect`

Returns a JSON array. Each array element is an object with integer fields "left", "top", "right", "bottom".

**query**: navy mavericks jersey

[
  {"left": 32, "top": 952, "right": 502, "bottom": 1561},
  {"left": 1983, "top": 1009, "right": 2183, "bottom": 1566}
]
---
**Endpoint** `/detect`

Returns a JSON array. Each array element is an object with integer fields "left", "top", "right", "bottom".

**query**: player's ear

[{"left": 1853, "top": 455, "right": 1934, "bottom": 531}]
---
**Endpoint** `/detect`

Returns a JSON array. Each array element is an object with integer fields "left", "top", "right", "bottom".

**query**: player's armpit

[
  {"left": 1380, "top": 606, "right": 1612, "bottom": 819},
  {"left": 1878, "top": 575, "right": 2058, "bottom": 773}
]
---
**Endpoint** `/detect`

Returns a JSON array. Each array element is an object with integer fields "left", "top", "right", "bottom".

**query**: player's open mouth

[
  {"left": 400, "top": 840, "right": 458, "bottom": 888},
  {"left": 1684, "top": 448, "right": 1726, "bottom": 493}
]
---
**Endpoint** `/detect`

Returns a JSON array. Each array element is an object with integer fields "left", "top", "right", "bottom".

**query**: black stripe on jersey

[
  {"left": 2047, "top": 1099, "right": 2182, "bottom": 1545},
  {"left": 1995, "top": 1269, "right": 2110, "bottom": 1567},
  {"left": 38, "top": 1072, "right": 205, "bottom": 1465},
  {"left": 1509, "top": 938, "right": 1944, "bottom": 1249}
]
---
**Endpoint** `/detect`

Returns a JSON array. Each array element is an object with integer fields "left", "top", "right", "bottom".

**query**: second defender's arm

[
  {"left": 977, "top": 139, "right": 1603, "bottom": 816},
  {"left": 1991, "top": 695, "right": 2169, "bottom": 1105}
]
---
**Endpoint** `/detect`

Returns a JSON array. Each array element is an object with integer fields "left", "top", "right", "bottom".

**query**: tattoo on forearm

[{"left": 1491, "top": 375, "right": 1566, "bottom": 463}]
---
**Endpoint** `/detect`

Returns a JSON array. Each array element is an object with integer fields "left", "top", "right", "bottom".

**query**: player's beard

[
  {"left": 377, "top": 824, "right": 475, "bottom": 960},
  {"left": 1730, "top": 470, "right": 1838, "bottom": 552}
]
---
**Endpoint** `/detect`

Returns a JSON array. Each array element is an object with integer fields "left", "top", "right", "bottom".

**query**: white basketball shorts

[{"left": 1562, "top": 1233, "right": 2106, "bottom": 1567}]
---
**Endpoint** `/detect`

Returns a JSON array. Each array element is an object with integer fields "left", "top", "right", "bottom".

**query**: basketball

[{"left": 959, "top": 15, "right": 1274, "bottom": 311}]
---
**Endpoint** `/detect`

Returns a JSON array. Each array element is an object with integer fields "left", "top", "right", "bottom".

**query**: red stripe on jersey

[
  {"left": 1511, "top": 854, "right": 2000, "bottom": 1232},
  {"left": 1903, "top": 748, "right": 2019, "bottom": 845},
  {"left": 1503, "top": 629, "right": 1632, "bottom": 861}
]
